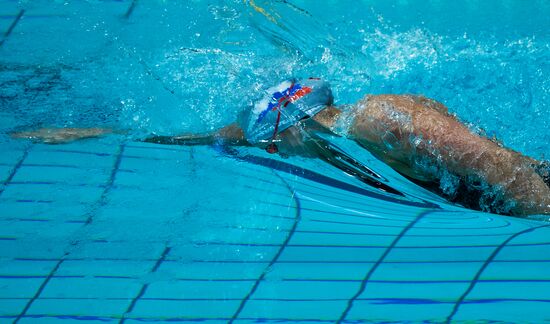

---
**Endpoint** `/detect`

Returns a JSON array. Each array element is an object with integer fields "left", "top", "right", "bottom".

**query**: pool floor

[
  {"left": 1, "top": 139, "right": 549, "bottom": 323},
  {"left": 1, "top": 0, "right": 550, "bottom": 322}
]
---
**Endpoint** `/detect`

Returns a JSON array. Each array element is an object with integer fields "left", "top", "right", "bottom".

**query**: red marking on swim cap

[{"left": 288, "top": 86, "right": 312, "bottom": 102}]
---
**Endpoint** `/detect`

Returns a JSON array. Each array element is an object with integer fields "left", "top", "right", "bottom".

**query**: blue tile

[
  {"left": 495, "top": 245, "right": 550, "bottom": 261},
  {"left": 252, "top": 280, "right": 359, "bottom": 300},
  {"left": 144, "top": 280, "right": 255, "bottom": 299},
  {"left": 156, "top": 261, "right": 265, "bottom": 280},
  {"left": 0, "top": 298, "right": 28, "bottom": 316},
  {"left": 56, "top": 260, "right": 154, "bottom": 278},
  {"left": 168, "top": 244, "right": 279, "bottom": 263},
  {"left": 372, "top": 262, "right": 483, "bottom": 282},
  {"left": 0, "top": 165, "right": 14, "bottom": 183},
  {"left": 239, "top": 300, "right": 345, "bottom": 320},
  {"left": 289, "top": 231, "right": 395, "bottom": 247},
  {"left": 466, "top": 281, "right": 550, "bottom": 300},
  {"left": 25, "top": 148, "right": 116, "bottom": 169},
  {"left": 0, "top": 239, "right": 66, "bottom": 259},
  {"left": 357, "top": 281, "right": 468, "bottom": 300},
  {"left": 264, "top": 263, "right": 373, "bottom": 281},
  {"left": 346, "top": 300, "right": 452, "bottom": 323},
  {"left": 0, "top": 259, "right": 57, "bottom": 276},
  {"left": 25, "top": 298, "right": 130, "bottom": 319},
  {"left": 40, "top": 277, "right": 142, "bottom": 299},
  {"left": 0, "top": 220, "right": 82, "bottom": 239},
  {"left": 1, "top": 183, "right": 104, "bottom": 204},
  {"left": 0, "top": 200, "right": 90, "bottom": 221},
  {"left": 18, "top": 317, "right": 118, "bottom": 324},
  {"left": 0, "top": 277, "right": 44, "bottom": 298},
  {"left": 452, "top": 300, "right": 550, "bottom": 323},
  {"left": 481, "top": 261, "right": 550, "bottom": 281},
  {"left": 386, "top": 246, "right": 495, "bottom": 263},
  {"left": 68, "top": 241, "right": 166, "bottom": 260},
  {"left": 128, "top": 299, "right": 240, "bottom": 319},
  {"left": 279, "top": 246, "right": 386, "bottom": 262},
  {"left": 11, "top": 165, "right": 110, "bottom": 186}
]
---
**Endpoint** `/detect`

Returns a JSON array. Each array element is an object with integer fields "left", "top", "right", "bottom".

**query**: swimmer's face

[{"left": 273, "top": 126, "right": 320, "bottom": 158}]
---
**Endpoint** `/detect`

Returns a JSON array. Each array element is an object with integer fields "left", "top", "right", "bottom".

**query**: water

[
  {"left": 1, "top": 0, "right": 550, "bottom": 322},
  {"left": 1, "top": 0, "right": 549, "bottom": 157}
]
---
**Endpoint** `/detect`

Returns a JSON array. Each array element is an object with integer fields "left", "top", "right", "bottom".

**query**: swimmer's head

[{"left": 242, "top": 78, "right": 333, "bottom": 145}]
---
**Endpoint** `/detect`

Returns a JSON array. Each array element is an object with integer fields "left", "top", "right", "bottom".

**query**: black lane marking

[
  {"left": 123, "top": 0, "right": 138, "bottom": 19},
  {"left": 84, "top": 145, "right": 125, "bottom": 225},
  {"left": 337, "top": 210, "right": 434, "bottom": 323},
  {"left": 0, "top": 149, "right": 29, "bottom": 197},
  {"left": 0, "top": 9, "right": 24, "bottom": 47},
  {"left": 14, "top": 257, "right": 66, "bottom": 323},
  {"left": 119, "top": 246, "right": 171, "bottom": 323},
  {"left": 445, "top": 224, "right": 550, "bottom": 323},
  {"left": 229, "top": 171, "right": 302, "bottom": 323}
]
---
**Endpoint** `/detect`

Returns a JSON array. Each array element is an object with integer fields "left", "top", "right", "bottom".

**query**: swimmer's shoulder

[
  {"left": 355, "top": 94, "right": 450, "bottom": 116},
  {"left": 409, "top": 95, "right": 450, "bottom": 115},
  {"left": 353, "top": 94, "right": 418, "bottom": 119}
]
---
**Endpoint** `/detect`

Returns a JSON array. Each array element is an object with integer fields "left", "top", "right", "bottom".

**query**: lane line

[
  {"left": 229, "top": 171, "right": 302, "bottom": 322},
  {"left": 0, "top": 9, "right": 24, "bottom": 47},
  {"left": 445, "top": 224, "right": 550, "bottom": 323}
]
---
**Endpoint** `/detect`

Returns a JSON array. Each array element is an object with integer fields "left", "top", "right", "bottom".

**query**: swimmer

[{"left": 11, "top": 78, "right": 550, "bottom": 216}]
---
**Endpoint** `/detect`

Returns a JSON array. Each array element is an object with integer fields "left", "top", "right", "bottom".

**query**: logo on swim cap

[
  {"left": 243, "top": 78, "right": 333, "bottom": 144},
  {"left": 256, "top": 83, "right": 312, "bottom": 123}
]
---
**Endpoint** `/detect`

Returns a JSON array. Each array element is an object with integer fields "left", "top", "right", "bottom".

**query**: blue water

[
  {"left": 1, "top": 1, "right": 550, "bottom": 323},
  {"left": 1, "top": 0, "right": 549, "bottom": 158}
]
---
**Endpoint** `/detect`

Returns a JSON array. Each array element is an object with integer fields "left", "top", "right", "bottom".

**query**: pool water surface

[{"left": 1, "top": 0, "right": 550, "bottom": 323}]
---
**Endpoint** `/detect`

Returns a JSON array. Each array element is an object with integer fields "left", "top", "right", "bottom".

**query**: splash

[
  {"left": 1, "top": 1, "right": 548, "bottom": 162},
  {"left": 361, "top": 27, "right": 443, "bottom": 78}
]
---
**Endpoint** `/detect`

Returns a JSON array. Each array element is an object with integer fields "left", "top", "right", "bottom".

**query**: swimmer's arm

[
  {"left": 143, "top": 123, "right": 250, "bottom": 146},
  {"left": 10, "top": 128, "right": 115, "bottom": 144},
  {"left": 11, "top": 123, "right": 249, "bottom": 146}
]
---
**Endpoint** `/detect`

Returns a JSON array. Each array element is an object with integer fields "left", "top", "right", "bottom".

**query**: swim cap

[{"left": 242, "top": 78, "right": 333, "bottom": 144}]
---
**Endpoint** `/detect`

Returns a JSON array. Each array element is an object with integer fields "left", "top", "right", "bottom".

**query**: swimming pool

[{"left": 1, "top": 0, "right": 549, "bottom": 322}]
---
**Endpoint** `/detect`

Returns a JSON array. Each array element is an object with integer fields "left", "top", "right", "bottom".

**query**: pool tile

[
  {"left": 346, "top": 300, "right": 452, "bottom": 323},
  {"left": 128, "top": 299, "right": 240, "bottom": 319},
  {"left": 0, "top": 277, "right": 45, "bottom": 298},
  {"left": 56, "top": 260, "right": 153, "bottom": 278},
  {"left": 239, "top": 300, "right": 345, "bottom": 320},
  {"left": 144, "top": 280, "right": 255, "bottom": 299},
  {"left": 264, "top": 262, "right": 373, "bottom": 281},
  {"left": 68, "top": 241, "right": 166, "bottom": 260},
  {"left": 157, "top": 261, "right": 265, "bottom": 280},
  {"left": 0, "top": 298, "right": 28, "bottom": 316},
  {"left": 252, "top": 280, "right": 359, "bottom": 300},
  {"left": 0, "top": 259, "right": 57, "bottom": 276},
  {"left": 40, "top": 277, "right": 142, "bottom": 299},
  {"left": 25, "top": 298, "right": 129, "bottom": 319},
  {"left": 0, "top": 239, "right": 66, "bottom": 259}
]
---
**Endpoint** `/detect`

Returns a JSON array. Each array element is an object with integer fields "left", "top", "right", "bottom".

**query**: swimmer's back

[{"left": 350, "top": 94, "right": 550, "bottom": 215}]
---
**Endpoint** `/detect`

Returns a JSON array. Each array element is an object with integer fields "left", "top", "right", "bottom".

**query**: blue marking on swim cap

[{"left": 256, "top": 83, "right": 305, "bottom": 123}]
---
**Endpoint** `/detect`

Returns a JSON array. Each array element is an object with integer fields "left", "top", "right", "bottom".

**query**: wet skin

[
  {"left": 10, "top": 128, "right": 112, "bottom": 144},
  {"left": 311, "top": 95, "right": 550, "bottom": 216}
]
